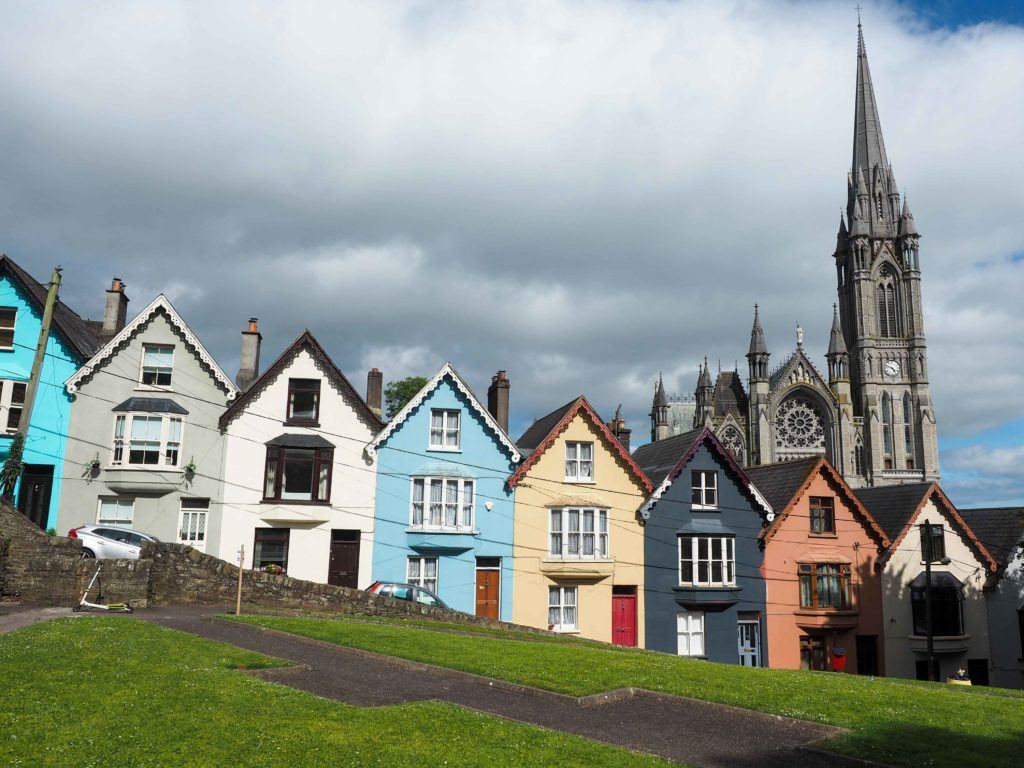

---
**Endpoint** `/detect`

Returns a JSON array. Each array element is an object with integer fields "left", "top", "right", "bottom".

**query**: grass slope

[
  {"left": 0, "top": 618, "right": 670, "bottom": 768},
  {"left": 232, "top": 614, "right": 1024, "bottom": 768}
]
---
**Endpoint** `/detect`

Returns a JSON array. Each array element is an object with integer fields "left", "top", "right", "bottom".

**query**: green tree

[{"left": 384, "top": 376, "right": 427, "bottom": 420}]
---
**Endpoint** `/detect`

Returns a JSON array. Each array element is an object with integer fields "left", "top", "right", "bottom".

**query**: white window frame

[
  {"left": 0, "top": 378, "right": 27, "bottom": 435},
  {"left": 548, "top": 585, "right": 578, "bottom": 632},
  {"left": 0, "top": 306, "right": 15, "bottom": 350},
  {"left": 678, "top": 535, "right": 736, "bottom": 587},
  {"left": 409, "top": 477, "right": 475, "bottom": 532},
  {"left": 548, "top": 508, "right": 609, "bottom": 560},
  {"left": 691, "top": 470, "right": 719, "bottom": 510},
  {"left": 428, "top": 409, "right": 461, "bottom": 451},
  {"left": 178, "top": 498, "right": 209, "bottom": 550},
  {"left": 139, "top": 343, "right": 175, "bottom": 388},
  {"left": 110, "top": 412, "right": 185, "bottom": 469},
  {"left": 677, "top": 610, "right": 705, "bottom": 656},
  {"left": 407, "top": 556, "right": 438, "bottom": 593},
  {"left": 564, "top": 441, "right": 594, "bottom": 482},
  {"left": 97, "top": 496, "right": 134, "bottom": 526}
]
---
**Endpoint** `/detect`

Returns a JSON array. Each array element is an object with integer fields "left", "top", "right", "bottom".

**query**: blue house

[
  {"left": 367, "top": 364, "right": 520, "bottom": 620},
  {"left": 0, "top": 257, "right": 101, "bottom": 530},
  {"left": 633, "top": 427, "right": 773, "bottom": 664}
]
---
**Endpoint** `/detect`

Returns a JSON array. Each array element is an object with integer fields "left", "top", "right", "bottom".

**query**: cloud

[
  {"left": 0, "top": 0, "right": 1021, "bottom": 496},
  {"left": 942, "top": 443, "right": 1024, "bottom": 506}
]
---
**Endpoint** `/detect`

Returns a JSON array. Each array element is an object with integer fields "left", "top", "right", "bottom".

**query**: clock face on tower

[{"left": 884, "top": 360, "right": 900, "bottom": 378}]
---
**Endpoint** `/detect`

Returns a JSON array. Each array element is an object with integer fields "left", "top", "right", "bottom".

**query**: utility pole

[
  {"left": 1, "top": 267, "right": 62, "bottom": 503},
  {"left": 920, "top": 521, "right": 952, "bottom": 683}
]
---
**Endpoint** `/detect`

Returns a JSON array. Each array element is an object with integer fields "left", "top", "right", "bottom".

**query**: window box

[{"left": 428, "top": 410, "right": 460, "bottom": 451}]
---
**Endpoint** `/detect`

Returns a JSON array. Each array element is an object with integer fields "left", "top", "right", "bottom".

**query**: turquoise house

[
  {"left": 0, "top": 256, "right": 99, "bottom": 529},
  {"left": 368, "top": 364, "right": 520, "bottom": 621}
]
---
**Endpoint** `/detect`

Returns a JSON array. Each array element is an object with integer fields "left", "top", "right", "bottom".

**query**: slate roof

[
  {"left": 266, "top": 433, "right": 335, "bottom": 449},
  {"left": 0, "top": 255, "right": 99, "bottom": 360},
  {"left": 745, "top": 458, "right": 821, "bottom": 516},
  {"left": 712, "top": 371, "right": 748, "bottom": 419},
  {"left": 958, "top": 506, "right": 1024, "bottom": 569},
  {"left": 112, "top": 397, "right": 189, "bottom": 415},
  {"left": 854, "top": 482, "right": 934, "bottom": 541},
  {"left": 632, "top": 428, "right": 704, "bottom": 488},
  {"left": 517, "top": 399, "right": 577, "bottom": 453}
]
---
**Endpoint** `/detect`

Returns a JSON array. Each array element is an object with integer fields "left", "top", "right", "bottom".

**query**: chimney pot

[
  {"left": 487, "top": 370, "right": 510, "bottom": 433},
  {"left": 366, "top": 368, "right": 384, "bottom": 418}
]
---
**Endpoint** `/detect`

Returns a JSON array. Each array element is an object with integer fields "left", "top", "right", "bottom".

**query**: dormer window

[
  {"left": 429, "top": 409, "right": 460, "bottom": 450},
  {"left": 286, "top": 379, "right": 320, "bottom": 424},
  {"left": 141, "top": 344, "right": 174, "bottom": 387}
]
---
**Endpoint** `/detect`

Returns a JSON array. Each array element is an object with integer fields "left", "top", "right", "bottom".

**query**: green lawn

[
  {"left": 0, "top": 618, "right": 671, "bottom": 768},
  {"left": 231, "top": 614, "right": 1024, "bottom": 768}
]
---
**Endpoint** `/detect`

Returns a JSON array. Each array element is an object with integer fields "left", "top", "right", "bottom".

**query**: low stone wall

[{"left": 0, "top": 505, "right": 552, "bottom": 635}]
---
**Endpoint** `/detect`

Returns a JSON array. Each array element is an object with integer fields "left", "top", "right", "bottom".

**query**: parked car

[
  {"left": 68, "top": 525, "right": 159, "bottom": 560},
  {"left": 367, "top": 581, "right": 448, "bottom": 610}
]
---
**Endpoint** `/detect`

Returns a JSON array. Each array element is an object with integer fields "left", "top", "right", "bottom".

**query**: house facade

[
  {"left": 60, "top": 295, "right": 237, "bottom": 547},
  {"left": 633, "top": 427, "right": 773, "bottom": 663},
  {"left": 0, "top": 257, "right": 99, "bottom": 530},
  {"left": 857, "top": 483, "right": 996, "bottom": 684},
  {"left": 219, "top": 330, "right": 382, "bottom": 586},
  {"left": 747, "top": 458, "right": 890, "bottom": 674},
  {"left": 959, "top": 506, "right": 1024, "bottom": 689},
  {"left": 368, "top": 365, "right": 519, "bottom": 620},
  {"left": 508, "top": 397, "right": 651, "bottom": 644}
]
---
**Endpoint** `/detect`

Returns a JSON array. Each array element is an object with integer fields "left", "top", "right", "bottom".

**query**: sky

[{"left": 0, "top": 0, "right": 1021, "bottom": 506}]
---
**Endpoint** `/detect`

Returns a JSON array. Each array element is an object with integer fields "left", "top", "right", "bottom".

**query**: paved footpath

[
  {"left": 138, "top": 606, "right": 880, "bottom": 768},
  {"left": 0, "top": 605, "right": 80, "bottom": 634}
]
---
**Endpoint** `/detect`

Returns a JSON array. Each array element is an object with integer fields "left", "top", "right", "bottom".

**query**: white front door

[
  {"left": 179, "top": 508, "right": 208, "bottom": 552},
  {"left": 737, "top": 620, "right": 760, "bottom": 667}
]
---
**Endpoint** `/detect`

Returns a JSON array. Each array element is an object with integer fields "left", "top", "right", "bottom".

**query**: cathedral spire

[
  {"left": 650, "top": 374, "right": 669, "bottom": 442},
  {"left": 898, "top": 195, "right": 918, "bottom": 236},
  {"left": 852, "top": 20, "right": 889, "bottom": 183},
  {"left": 827, "top": 304, "right": 848, "bottom": 357},
  {"left": 746, "top": 304, "right": 770, "bottom": 382}
]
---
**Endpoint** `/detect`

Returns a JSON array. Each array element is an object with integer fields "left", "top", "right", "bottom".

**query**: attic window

[
  {"left": 141, "top": 344, "right": 174, "bottom": 387},
  {"left": 287, "top": 379, "right": 321, "bottom": 424},
  {"left": 0, "top": 307, "right": 14, "bottom": 350}
]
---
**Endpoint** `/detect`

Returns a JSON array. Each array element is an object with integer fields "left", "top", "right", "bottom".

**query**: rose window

[{"left": 775, "top": 396, "right": 826, "bottom": 456}]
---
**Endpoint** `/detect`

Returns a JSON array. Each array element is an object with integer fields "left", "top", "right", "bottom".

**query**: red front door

[{"left": 611, "top": 591, "right": 637, "bottom": 647}]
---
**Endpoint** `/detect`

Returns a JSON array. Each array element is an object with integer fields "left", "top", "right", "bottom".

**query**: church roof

[{"left": 712, "top": 371, "right": 748, "bottom": 419}]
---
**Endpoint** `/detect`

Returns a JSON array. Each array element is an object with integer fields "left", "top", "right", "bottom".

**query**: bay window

[
  {"left": 429, "top": 409, "right": 460, "bottom": 450},
  {"left": 799, "top": 563, "right": 852, "bottom": 609},
  {"left": 912, "top": 586, "right": 963, "bottom": 636},
  {"left": 678, "top": 535, "right": 735, "bottom": 586},
  {"left": 691, "top": 470, "right": 718, "bottom": 509},
  {"left": 410, "top": 477, "right": 475, "bottom": 530},
  {"left": 110, "top": 413, "right": 184, "bottom": 468},
  {"left": 407, "top": 556, "right": 438, "bottom": 593},
  {"left": 263, "top": 445, "right": 333, "bottom": 503},
  {"left": 548, "top": 585, "right": 577, "bottom": 631},
  {"left": 549, "top": 508, "right": 608, "bottom": 559},
  {"left": 565, "top": 442, "right": 594, "bottom": 481}
]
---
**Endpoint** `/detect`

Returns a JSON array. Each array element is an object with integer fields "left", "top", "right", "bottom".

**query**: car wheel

[{"left": 81, "top": 548, "right": 95, "bottom": 559}]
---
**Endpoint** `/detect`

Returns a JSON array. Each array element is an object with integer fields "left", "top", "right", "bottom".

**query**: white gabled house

[{"left": 218, "top": 328, "right": 383, "bottom": 586}]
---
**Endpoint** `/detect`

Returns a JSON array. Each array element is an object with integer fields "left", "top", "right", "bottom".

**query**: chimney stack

[
  {"left": 606, "top": 405, "right": 632, "bottom": 453},
  {"left": 487, "top": 370, "right": 510, "bottom": 433},
  {"left": 366, "top": 368, "right": 383, "bottom": 418},
  {"left": 103, "top": 277, "right": 129, "bottom": 336},
  {"left": 236, "top": 318, "right": 262, "bottom": 391}
]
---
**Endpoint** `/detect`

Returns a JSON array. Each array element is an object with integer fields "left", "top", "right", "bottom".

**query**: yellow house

[{"left": 508, "top": 397, "right": 652, "bottom": 645}]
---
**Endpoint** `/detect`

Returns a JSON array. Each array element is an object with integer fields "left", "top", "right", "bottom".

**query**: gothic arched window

[
  {"left": 854, "top": 437, "right": 865, "bottom": 476},
  {"left": 775, "top": 395, "right": 826, "bottom": 460},
  {"left": 876, "top": 265, "right": 901, "bottom": 338},
  {"left": 719, "top": 426, "right": 746, "bottom": 466},
  {"left": 903, "top": 393, "right": 915, "bottom": 469},
  {"left": 881, "top": 393, "right": 894, "bottom": 468}
]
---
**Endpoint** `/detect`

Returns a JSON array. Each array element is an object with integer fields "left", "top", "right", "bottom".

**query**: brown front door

[
  {"left": 18, "top": 464, "right": 53, "bottom": 530},
  {"left": 328, "top": 530, "right": 360, "bottom": 588},
  {"left": 475, "top": 558, "right": 500, "bottom": 619}
]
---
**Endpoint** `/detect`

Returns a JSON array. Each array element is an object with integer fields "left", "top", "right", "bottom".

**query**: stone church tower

[{"left": 648, "top": 22, "right": 940, "bottom": 488}]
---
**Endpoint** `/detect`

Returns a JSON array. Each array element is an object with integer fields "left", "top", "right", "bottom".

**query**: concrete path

[
  {"left": 139, "top": 606, "right": 877, "bottom": 768},
  {"left": 0, "top": 606, "right": 80, "bottom": 635}
]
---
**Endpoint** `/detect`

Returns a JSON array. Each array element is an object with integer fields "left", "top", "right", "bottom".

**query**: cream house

[{"left": 858, "top": 483, "right": 997, "bottom": 684}]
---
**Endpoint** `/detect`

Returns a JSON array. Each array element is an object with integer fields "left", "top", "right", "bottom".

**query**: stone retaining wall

[{"left": 0, "top": 505, "right": 552, "bottom": 635}]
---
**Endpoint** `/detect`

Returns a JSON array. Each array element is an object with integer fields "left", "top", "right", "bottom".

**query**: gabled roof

[
  {"left": 633, "top": 428, "right": 704, "bottom": 488},
  {"left": 220, "top": 330, "right": 382, "bottom": 432},
  {"left": 66, "top": 294, "right": 237, "bottom": 397},
  {"left": 366, "top": 362, "right": 519, "bottom": 461},
  {"left": 958, "top": 506, "right": 1024, "bottom": 572},
  {"left": 856, "top": 483, "right": 997, "bottom": 572},
  {"left": 635, "top": 426, "right": 771, "bottom": 521},
  {"left": 0, "top": 255, "right": 99, "bottom": 361},
  {"left": 507, "top": 396, "right": 651, "bottom": 492},
  {"left": 746, "top": 457, "right": 890, "bottom": 548},
  {"left": 769, "top": 345, "right": 835, "bottom": 398}
]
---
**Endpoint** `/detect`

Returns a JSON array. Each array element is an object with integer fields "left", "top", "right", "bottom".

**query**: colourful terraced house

[
  {"left": 368, "top": 365, "right": 520, "bottom": 620},
  {"left": 508, "top": 397, "right": 651, "bottom": 645}
]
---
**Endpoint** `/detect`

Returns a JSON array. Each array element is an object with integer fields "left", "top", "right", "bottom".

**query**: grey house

[
  {"left": 58, "top": 291, "right": 237, "bottom": 551},
  {"left": 958, "top": 507, "right": 1024, "bottom": 690},
  {"left": 633, "top": 427, "right": 773, "bottom": 664}
]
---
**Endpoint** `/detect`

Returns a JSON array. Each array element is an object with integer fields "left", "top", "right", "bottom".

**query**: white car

[{"left": 68, "top": 525, "right": 159, "bottom": 560}]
